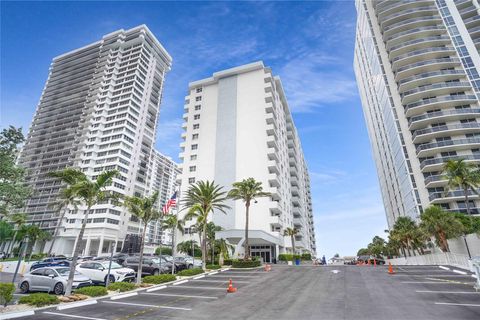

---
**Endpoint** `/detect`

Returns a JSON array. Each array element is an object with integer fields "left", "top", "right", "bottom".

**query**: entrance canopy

[{"left": 216, "top": 229, "right": 283, "bottom": 246}]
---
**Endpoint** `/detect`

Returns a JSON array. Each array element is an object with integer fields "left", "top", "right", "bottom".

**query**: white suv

[{"left": 76, "top": 261, "right": 135, "bottom": 284}]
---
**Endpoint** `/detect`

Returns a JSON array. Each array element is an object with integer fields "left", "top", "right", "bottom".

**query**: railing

[
  {"left": 420, "top": 154, "right": 480, "bottom": 169},
  {"left": 406, "top": 95, "right": 477, "bottom": 112},
  {"left": 385, "top": 25, "right": 445, "bottom": 42},
  {"left": 402, "top": 81, "right": 470, "bottom": 97},
  {"left": 417, "top": 137, "right": 480, "bottom": 153},
  {"left": 392, "top": 46, "right": 455, "bottom": 63},
  {"left": 387, "top": 252, "right": 471, "bottom": 269},
  {"left": 399, "top": 69, "right": 464, "bottom": 85},
  {"left": 390, "top": 36, "right": 451, "bottom": 53},
  {"left": 413, "top": 122, "right": 480, "bottom": 139},
  {"left": 384, "top": 15, "right": 442, "bottom": 33},
  {"left": 464, "top": 15, "right": 480, "bottom": 24},
  {"left": 429, "top": 189, "right": 478, "bottom": 201},
  {"left": 381, "top": 6, "right": 437, "bottom": 25},
  {"left": 409, "top": 108, "right": 480, "bottom": 125}
]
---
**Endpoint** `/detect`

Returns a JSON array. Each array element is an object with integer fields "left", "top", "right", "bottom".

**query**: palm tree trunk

[
  {"left": 48, "top": 208, "right": 66, "bottom": 256},
  {"left": 171, "top": 227, "right": 176, "bottom": 275},
  {"left": 65, "top": 205, "right": 91, "bottom": 296},
  {"left": 7, "top": 230, "right": 18, "bottom": 257},
  {"left": 136, "top": 224, "right": 147, "bottom": 285},
  {"left": 202, "top": 224, "right": 207, "bottom": 270},
  {"left": 244, "top": 202, "right": 250, "bottom": 260},
  {"left": 291, "top": 235, "right": 295, "bottom": 255},
  {"left": 464, "top": 186, "right": 471, "bottom": 215}
]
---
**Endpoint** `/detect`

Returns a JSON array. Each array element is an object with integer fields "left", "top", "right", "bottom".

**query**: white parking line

[
  {"left": 142, "top": 292, "right": 218, "bottom": 299},
  {"left": 191, "top": 279, "right": 250, "bottom": 283},
  {"left": 111, "top": 292, "right": 138, "bottom": 300},
  {"left": 193, "top": 275, "right": 205, "bottom": 279},
  {"left": 57, "top": 300, "right": 97, "bottom": 310},
  {"left": 173, "top": 280, "right": 189, "bottom": 286},
  {"left": 169, "top": 285, "right": 226, "bottom": 290},
  {"left": 102, "top": 301, "right": 192, "bottom": 310},
  {"left": 221, "top": 272, "right": 260, "bottom": 274},
  {"left": 439, "top": 266, "right": 450, "bottom": 271},
  {"left": 402, "top": 281, "right": 457, "bottom": 284},
  {"left": 208, "top": 271, "right": 219, "bottom": 275},
  {"left": 146, "top": 285, "right": 167, "bottom": 292},
  {"left": 394, "top": 274, "right": 473, "bottom": 277},
  {"left": 452, "top": 269, "right": 468, "bottom": 275},
  {"left": 43, "top": 312, "right": 107, "bottom": 320},
  {"left": 435, "top": 302, "right": 480, "bottom": 307},
  {"left": 209, "top": 275, "right": 259, "bottom": 278},
  {"left": 416, "top": 290, "right": 480, "bottom": 294}
]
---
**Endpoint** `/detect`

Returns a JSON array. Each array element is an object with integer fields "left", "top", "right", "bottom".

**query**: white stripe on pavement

[
  {"left": 417, "top": 290, "right": 480, "bottom": 294},
  {"left": 169, "top": 285, "right": 226, "bottom": 290},
  {"left": 439, "top": 266, "right": 450, "bottom": 271},
  {"left": 193, "top": 275, "right": 205, "bottom": 279},
  {"left": 394, "top": 274, "right": 473, "bottom": 277},
  {"left": 102, "top": 301, "right": 191, "bottom": 310},
  {"left": 191, "top": 279, "right": 250, "bottom": 283},
  {"left": 452, "top": 269, "right": 467, "bottom": 275},
  {"left": 0, "top": 311, "right": 34, "bottom": 319},
  {"left": 209, "top": 275, "right": 259, "bottom": 278},
  {"left": 146, "top": 285, "right": 167, "bottom": 292},
  {"left": 173, "top": 280, "right": 189, "bottom": 286},
  {"left": 402, "top": 281, "right": 458, "bottom": 284},
  {"left": 435, "top": 302, "right": 480, "bottom": 307},
  {"left": 111, "top": 292, "right": 138, "bottom": 300},
  {"left": 142, "top": 292, "right": 218, "bottom": 299},
  {"left": 209, "top": 271, "right": 219, "bottom": 275},
  {"left": 43, "top": 312, "right": 107, "bottom": 320},
  {"left": 57, "top": 300, "right": 97, "bottom": 310}
]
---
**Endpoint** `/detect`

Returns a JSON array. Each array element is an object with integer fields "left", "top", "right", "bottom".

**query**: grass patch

[
  {"left": 19, "top": 293, "right": 59, "bottom": 307},
  {"left": 75, "top": 286, "right": 108, "bottom": 297},
  {"left": 206, "top": 264, "right": 221, "bottom": 270},
  {"left": 143, "top": 274, "right": 176, "bottom": 284},
  {"left": 177, "top": 268, "right": 204, "bottom": 277},
  {"left": 107, "top": 282, "right": 136, "bottom": 292}
]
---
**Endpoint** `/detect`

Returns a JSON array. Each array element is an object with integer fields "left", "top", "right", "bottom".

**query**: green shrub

[
  {"left": 19, "top": 293, "right": 59, "bottom": 307},
  {"left": 107, "top": 282, "right": 136, "bottom": 292},
  {"left": 143, "top": 274, "right": 176, "bottom": 284},
  {"left": 223, "top": 259, "right": 233, "bottom": 266},
  {"left": 278, "top": 254, "right": 294, "bottom": 261},
  {"left": 301, "top": 253, "right": 312, "bottom": 260},
  {"left": 75, "top": 286, "right": 108, "bottom": 297},
  {"left": 177, "top": 268, "right": 204, "bottom": 277},
  {"left": 30, "top": 253, "right": 48, "bottom": 260},
  {"left": 206, "top": 264, "right": 221, "bottom": 269},
  {"left": 155, "top": 246, "right": 172, "bottom": 256},
  {"left": 0, "top": 283, "right": 15, "bottom": 306},
  {"left": 294, "top": 254, "right": 302, "bottom": 260},
  {"left": 232, "top": 259, "right": 261, "bottom": 268}
]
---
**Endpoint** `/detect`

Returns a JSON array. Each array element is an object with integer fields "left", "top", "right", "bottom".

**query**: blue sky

[{"left": 0, "top": 1, "right": 388, "bottom": 259}]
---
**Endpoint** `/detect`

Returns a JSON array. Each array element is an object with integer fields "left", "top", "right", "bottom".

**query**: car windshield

[
  {"left": 57, "top": 268, "right": 81, "bottom": 276},
  {"left": 101, "top": 262, "right": 122, "bottom": 269},
  {"left": 151, "top": 258, "right": 162, "bottom": 264},
  {"left": 163, "top": 256, "right": 173, "bottom": 261}
]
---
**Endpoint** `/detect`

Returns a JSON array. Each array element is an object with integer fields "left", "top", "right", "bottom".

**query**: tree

[
  {"left": 367, "top": 236, "right": 386, "bottom": 257},
  {"left": 283, "top": 227, "right": 298, "bottom": 254},
  {"left": 124, "top": 191, "right": 162, "bottom": 285},
  {"left": 391, "top": 216, "right": 419, "bottom": 257},
  {"left": 50, "top": 168, "right": 118, "bottom": 296},
  {"left": 216, "top": 238, "right": 234, "bottom": 265},
  {"left": 0, "top": 126, "right": 31, "bottom": 218},
  {"left": 161, "top": 214, "right": 185, "bottom": 273},
  {"left": 183, "top": 181, "right": 229, "bottom": 270},
  {"left": 357, "top": 248, "right": 369, "bottom": 256},
  {"left": 420, "top": 206, "right": 464, "bottom": 252},
  {"left": 6, "top": 213, "right": 27, "bottom": 257},
  {"left": 443, "top": 159, "right": 480, "bottom": 215},
  {"left": 17, "top": 225, "right": 51, "bottom": 259},
  {"left": 47, "top": 187, "right": 80, "bottom": 256},
  {"left": 228, "top": 178, "right": 270, "bottom": 260},
  {"left": 205, "top": 222, "right": 222, "bottom": 263},
  {"left": 176, "top": 240, "right": 200, "bottom": 256}
]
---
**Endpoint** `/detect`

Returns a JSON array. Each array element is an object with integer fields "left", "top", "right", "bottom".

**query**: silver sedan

[{"left": 19, "top": 267, "right": 92, "bottom": 295}]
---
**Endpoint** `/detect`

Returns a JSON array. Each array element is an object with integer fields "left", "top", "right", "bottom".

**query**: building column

[
  {"left": 98, "top": 235, "right": 104, "bottom": 256},
  {"left": 84, "top": 237, "right": 91, "bottom": 256}
]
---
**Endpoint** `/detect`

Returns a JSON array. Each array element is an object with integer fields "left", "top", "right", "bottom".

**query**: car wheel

[
  {"left": 53, "top": 282, "right": 64, "bottom": 295},
  {"left": 153, "top": 269, "right": 159, "bottom": 276},
  {"left": 20, "top": 281, "right": 29, "bottom": 294},
  {"left": 106, "top": 274, "right": 116, "bottom": 284}
]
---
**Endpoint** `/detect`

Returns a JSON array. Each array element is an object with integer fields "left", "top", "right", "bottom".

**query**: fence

[{"left": 387, "top": 252, "right": 471, "bottom": 270}]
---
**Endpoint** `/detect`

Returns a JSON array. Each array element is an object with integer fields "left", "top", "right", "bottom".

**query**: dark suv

[{"left": 123, "top": 256, "right": 172, "bottom": 276}]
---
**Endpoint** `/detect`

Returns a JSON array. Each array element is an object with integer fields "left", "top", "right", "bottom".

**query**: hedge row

[
  {"left": 177, "top": 268, "right": 204, "bottom": 277},
  {"left": 75, "top": 286, "right": 108, "bottom": 297},
  {"left": 278, "top": 253, "right": 312, "bottom": 261},
  {"left": 206, "top": 264, "right": 221, "bottom": 270},
  {"left": 143, "top": 274, "right": 176, "bottom": 284},
  {"left": 107, "top": 282, "right": 136, "bottom": 292},
  {"left": 19, "top": 293, "right": 59, "bottom": 307},
  {"left": 0, "top": 283, "right": 15, "bottom": 306},
  {"left": 232, "top": 260, "right": 261, "bottom": 268}
]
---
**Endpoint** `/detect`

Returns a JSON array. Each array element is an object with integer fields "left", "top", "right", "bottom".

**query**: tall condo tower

[
  {"left": 354, "top": 0, "right": 480, "bottom": 228},
  {"left": 18, "top": 25, "right": 172, "bottom": 255},
  {"left": 178, "top": 62, "right": 316, "bottom": 262}
]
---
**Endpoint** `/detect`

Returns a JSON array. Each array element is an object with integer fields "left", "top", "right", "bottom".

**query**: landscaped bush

[
  {"left": 19, "top": 293, "right": 59, "bottom": 307},
  {"left": 301, "top": 253, "right": 312, "bottom": 260},
  {"left": 30, "top": 253, "right": 48, "bottom": 260},
  {"left": 107, "top": 282, "right": 136, "bottom": 292},
  {"left": 223, "top": 259, "right": 233, "bottom": 266},
  {"left": 232, "top": 259, "right": 261, "bottom": 268},
  {"left": 278, "top": 254, "right": 293, "bottom": 261},
  {"left": 155, "top": 246, "right": 172, "bottom": 256},
  {"left": 143, "top": 274, "right": 176, "bottom": 284},
  {"left": 0, "top": 283, "right": 15, "bottom": 306},
  {"left": 206, "top": 264, "right": 221, "bottom": 269},
  {"left": 75, "top": 286, "right": 108, "bottom": 297},
  {"left": 177, "top": 268, "right": 204, "bottom": 277}
]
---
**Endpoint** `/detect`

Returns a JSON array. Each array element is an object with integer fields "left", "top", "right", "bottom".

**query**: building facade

[
  {"left": 177, "top": 62, "right": 316, "bottom": 262},
  {"left": 354, "top": 0, "right": 480, "bottom": 228},
  {"left": 18, "top": 25, "right": 172, "bottom": 255},
  {"left": 146, "top": 150, "right": 180, "bottom": 246}
]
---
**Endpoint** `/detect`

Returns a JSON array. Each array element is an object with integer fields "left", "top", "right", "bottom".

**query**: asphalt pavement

[{"left": 6, "top": 264, "right": 480, "bottom": 320}]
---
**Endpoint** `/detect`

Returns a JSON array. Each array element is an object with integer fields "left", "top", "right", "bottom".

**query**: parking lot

[{"left": 6, "top": 264, "right": 480, "bottom": 320}]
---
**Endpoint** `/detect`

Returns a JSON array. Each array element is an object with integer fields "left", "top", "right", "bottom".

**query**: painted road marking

[
  {"left": 169, "top": 285, "right": 226, "bottom": 290},
  {"left": 425, "top": 277, "right": 476, "bottom": 285},
  {"left": 1, "top": 311, "right": 34, "bottom": 319},
  {"left": 435, "top": 302, "right": 480, "bottom": 307},
  {"left": 57, "top": 300, "right": 97, "bottom": 310},
  {"left": 43, "top": 312, "right": 107, "bottom": 320},
  {"left": 402, "top": 281, "right": 460, "bottom": 284},
  {"left": 102, "top": 301, "right": 192, "bottom": 310},
  {"left": 142, "top": 292, "right": 218, "bottom": 299},
  {"left": 209, "top": 275, "right": 259, "bottom": 278},
  {"left": 439, "top": 266, "right": 450, "bottom": 271},
  {"left": 193, "top": 275, "right": 205, "bottom": 279},
  {"left": 173, "top": 280, "right": 189, "bottom": 286},
  {"left": 453, "top": 269, "right": 468, "bottom": 275},
  {"left": 111, "top": 292, "right": 138, "bottom": 300},
  {"left": 190, "top": 279, "right": 250, "bottom": 283},
  {"left": 394, "top": 274, "right": 473, "bottom": 277},
  {"left": 209, "top": 271, "right": 219, "bottom": 275},
  {"left": 146, "top": 285, "right": 166, "bottom": 292},
  {"left": 331, "top": 270, "right": 340, "bottom": 274},
  {"left": 221, "top": 272, "right": 261, "bottom": 274},
  {"left": 416, "top": 290, "right": 480, "bottom": 294}
]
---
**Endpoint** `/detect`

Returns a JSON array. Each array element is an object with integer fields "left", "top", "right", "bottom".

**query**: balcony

[
  {"left": 268, "top": 173, "right": 280, "bottom": 188},
  {"left": 385, "top": 25, "right": 445, "bottom": 47},
  {"left": 416, "top": 138, "right": 480, "bottom": 157},
  {"left": 412, "top": 122, "right": 480, "bottom": 144},
  {"left": 268, "top": 160, "right": 279, "bottom": 174},
  {"left": 401, "top": 81, "right": 472, "bottom": 105},
  {"left": 459, "top": 6, "right": 478, "bottom": 19},
  {"left": 404, "top": 94, "right": 477, "bottom": 117},
  {"left": 420, "top": 154, "right": 480, "bottom": 171},
  {"left": 464, "top": 15, "right": 480, "bottom": 27},
  {"left": 429, "top": 189, "right": 479, "bottom": 203},
  {"left": 424, "top": 175, "right": 446, "bottom": 188},
  {"left": 270, "top": 202, "right": 282, "bottom": 215},
  {"left": 376, "top": 0, "right": 432, "bottom": 17},
  {"left": 408, "top": 108, "right": 480, "bottom": 130},
  {"left": 380, "top": 6, "right": 438, "bottom": 29},
  {"left": 383, "top": 16, "right": 443, "bottom": 38},
  {"left": 469, "top": 25, "right": 480, "bottom": 36},
  {"left": 389, "top": 36, "right": 451, "bottom": 59},
  {"left": 395, "top": 58, "right": 460, "bottom": 83},
  {"left": 392, "top": 46, "right": 456, "bottom": 70}
]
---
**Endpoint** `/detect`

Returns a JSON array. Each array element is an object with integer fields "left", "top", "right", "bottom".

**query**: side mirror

[{"left": 50, "top": 275, "right": 55, "bottom": 278}]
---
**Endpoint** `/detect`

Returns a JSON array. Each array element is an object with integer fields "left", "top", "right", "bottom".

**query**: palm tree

[
  {"left": 183, "top": 180, "right": 229, "bottom": 270},
  {"left": 124, "top": 191, "right": 162, "bottom": 285},
  {"left": 50, "top": 168, "right": 118, "bottom": 296},
  {"left": 0, "top": 220, "right": 13, "bottom": 252},
  {"left": 443, "top": 159, "right": 480, "bottom": 215},
  {"left": 420, "top": 206, "right": 464, "bottom": 252},
  {"left": 6, "top": 213, "right": 27, "bottom": 257},
  {"left": 161, "top": 214, "right": 185, "bottom": 274},
  {"left": 205, "top": 222, "right": 222, "bottom": 263},
  {"left": 392, "top": 217, "right": 418, "bottom": 257},
  {"left": 216, "top": 238, "right": 234, "bottom": 266},
  {"left": 17, "top": 225, "right": 51, "bottom": 260},
  {"left": 228, "top": 178, "right": 270, "bottom": 260},
  {"left": 283, "top": 227, "right": 298, "bottom": 255},
  {"left": 47, "top": 187, "right": 80, "bottom": 256},
  {"left": 176, "top": 240, "right": 199, "bottom": 256}
]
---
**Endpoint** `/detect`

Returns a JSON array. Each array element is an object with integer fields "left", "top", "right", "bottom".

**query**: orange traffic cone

[
  {"left": 374, "top": 259, "right": 377, "bottom": 267},
  {"left": 388, "top": 262, "right": 395, "bottom": 275},
  {"left": 227, "top": 279, "right": 237, "bottom": 293}
]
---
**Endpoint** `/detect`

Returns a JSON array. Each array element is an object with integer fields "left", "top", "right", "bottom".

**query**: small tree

[
  {"left": 161, "top": 214, "right": 185, "bottom": 274},
  {"left": 6, "top": 213, "right": 27, "bottom": 257},
  {"left": 124, "top": 191, "right": 162, "bottom": 285},
  {"left": 443, "top": 159, "right": 480, "bottom": 215},
  {"left": 283, "top": 227, "right": 298, "bottom": 254},
  {"left": 206, "top": 222, "right": 222, "bottom": 263},
  {"left": 420, "top": 206, "right": 464, "bottom": 252}
]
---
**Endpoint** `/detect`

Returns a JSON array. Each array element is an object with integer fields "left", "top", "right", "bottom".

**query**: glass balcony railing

[
  {"left": 405, "top": 95, "right": 477, "bottom": 112},
  {"left": 399, "top": 69, "right": 465, "bottom": 85},
  {"left": 402, "top": 81, "right": 471, "bottom": 98},
  {"left": 412, "top": 122, "right": 480, "bottom": 139},
  {"left": 384, "top": 16, "right": 442, "bottom": 33},
  {"left": 469, "top": 26, "right": 480, "bottom": 34},
  {"left": 392, "top": 46, "right": 455, "bottom": 63},
  {"left": 429, "top": 189, "right": 478, "bottom": 201},
  {"left": 409, "top": 108, "right": 480, "bottom": 125},
  {"left": 424, "top": 174, "right": 445, "bottom": 185},
  {"left": 396, "top": 57, "right": 460, "bottom": 74},
  {"left": 464, "top": 15, "right": 480, "bottom": 24},
  {"left": 420, "top": 154, "right": 480, "bottom": 169},
  {"left": 416, "top": 137, "right": 480, "bottom": 153},
  {"left": 381, "top": 6, "right": 437, "bottom": 25},
  {"left": 389, "top": 36, "right": 451, "bottom": 53},
  {"left": 385, "top": 25, "right": 445, "bottom": 42},
  {"left": 376, "top": 0, "right": 425, "bottom": 15}
]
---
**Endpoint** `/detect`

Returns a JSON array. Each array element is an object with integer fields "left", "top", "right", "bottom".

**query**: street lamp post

[
  {"left": 463, "top": 234, "right": 472, "bottom": 259},
  {"left": 105, "top": 242, "right": 115, "bottom": 287}
]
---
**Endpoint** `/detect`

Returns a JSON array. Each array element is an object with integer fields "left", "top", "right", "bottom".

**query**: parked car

[
  {"left": 162, "top": 255, "right": 187, "bottom": 271},
  {"left": 77, "top": 256, "right": 94, "bottom": 262},
  {"left": 19, "top": 267, "right": 92, "bottom": 295},
  {"left": 123, "top": 256, "right": 172, "bottom": 276},
  {"left": 112, "top": 253, "right": 130, "bottom": 265},
  {"left": 76, "top": 261, "right": 135, "bottom": 284},
  {"left": 30, "top": 257, "right": 70, "bottom": 271},
  {"left": 175, "top": 256, "right": 202, "bottom": 269}
]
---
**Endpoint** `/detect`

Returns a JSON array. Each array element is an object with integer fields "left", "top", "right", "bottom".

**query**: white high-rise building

[
  {"left": 146, "top": 150, "right": 180, "bottom": 246},
  {"left": 354, "top": 0, "right": 480, "bottom": 228},
  {"left": 178, "top": 62, "right": 316, "bottom": 262},
  {"left": 18, "top": 25, "right": 172, "bottom": 255}
]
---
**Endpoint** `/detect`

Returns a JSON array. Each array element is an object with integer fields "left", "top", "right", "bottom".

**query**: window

[
  {"left": 195, "top": 96, "right": 202, "bottom": 101},
  {"left": 195, "top": 105, "right": 201, "bottom": 111},
  {"left": 193, "top": 124, "right": 200, "bottom": 130},
  {"left": 192, "top": 134, "right": 199, "bottom": 140},
  {"left": 190, "top": 155, "right": 197, "bottom": 160},
  {"left": 189, "top": 166, "right": 196, "bottom": 172},
  {"left": 191, "top": 144, "right": 198, "bottom": 150},
  {"left": 196, "top": 87, "right": 202, "bottom": 93},
  {"left": 194, "top": 115, "right": 200, "bottom": 120},
  {"left": 189, "top": 177, "right": 196, "bottom": 183}
]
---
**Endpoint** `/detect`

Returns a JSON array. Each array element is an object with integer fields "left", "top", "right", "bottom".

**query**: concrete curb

[
  {"left": 57, "top": 299, "right": 97, "bottom": 310},
  {"left": 0, "top": 310, "right": 35, "bottom": 320}
]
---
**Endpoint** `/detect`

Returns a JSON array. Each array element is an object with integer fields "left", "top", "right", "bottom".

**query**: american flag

[{"left": 162, "top": 191, "right": 177, "bottom": 214}]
